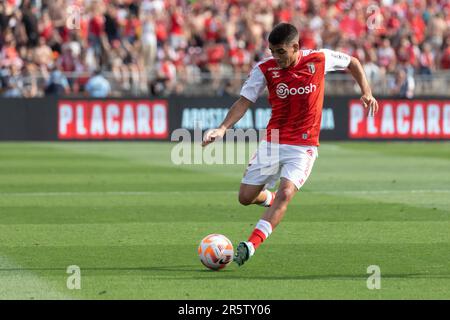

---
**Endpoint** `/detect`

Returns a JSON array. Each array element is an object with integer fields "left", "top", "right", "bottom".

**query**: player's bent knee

[
  {"left": 238, "top": 193, "right": 253, "bottom": 206},
  {"left": 276, "top": 188, "right": 295, "bottom": 203}
]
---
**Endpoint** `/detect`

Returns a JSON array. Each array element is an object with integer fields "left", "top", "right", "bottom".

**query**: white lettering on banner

[
  {"left": 427, "top": 104, "right": 440, "bottom": 135},
  {"left": 444, "top": 104, "right": 450, "bottom": 135},
  {"left": 90, "top": 104, "right": 105, "bottom": 135},
  {"left": 106, "top": 104, "right": 120, "bottom": 136},
  {"left": 381, "top": 104, "right": 395, "bottom": 134},
  {"left": 122, "top": 104, "right": 136, "bottom": 135},
  {"left": 59, "top": 104, "right": 73, "bottom": 135},
  {"left": 182, "top": 108, "right": 223, "bottom": 129},
  {"left": 153, "top": 104, "right": 167, "bottom": 134},
  {"left": 58, "top": 100, "right": 168, "bottom": 139},
  {"left": 255, "top": 108, "right": 271, "bottom": 129},
  {"left": 181, "top": 108, "right": 190, "bottom": 129},
  {"left": 350, "top": 103, "right": 364, "bottom": 135},
  {"left": 367, "top": 114, "right": 377, "bottom": 134},
  {"left": 411, "top": 104, "right": 425, "bottom": 134},
  {"left": 76, "top": 104, "right": 87, "bottom": 136},
  {"left": 235, "top": 111, "right": 254, "bottom": 129},
  {"left": 321, "top": 109, "right": 335, "bottom": 130},
  {"left": 180, "top": 107, "right": 334, "bottom": 131},
  {"left": 181, "top": 108, "right": 253, "bottom": 130},
  {"left": 349, "top": 100, "right": 450, "bottom": 139},
  {"left": 137, "top": 104, "right": 151, "bottom": 135},
  {"left": 396, "top": 103, "right": 410, "bottom": 135}
]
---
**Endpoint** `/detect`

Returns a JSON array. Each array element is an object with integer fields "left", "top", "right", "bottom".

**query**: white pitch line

[
  {"left": 0, "top": 191, "right": 232, "bottom": 197},
  {"left": 319, "top": 190, "right": 450, "bottom": 195},
  {"left": 0, "top": 190, "right": 449, "bottom": 197}
]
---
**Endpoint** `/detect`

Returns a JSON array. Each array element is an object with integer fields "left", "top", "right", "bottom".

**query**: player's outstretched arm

[
  {"left": 202, "top": 96, "right": 253, "bottom": 147},
  {"left": 347, "top": 57, "right": 379, "bottom": 117}
]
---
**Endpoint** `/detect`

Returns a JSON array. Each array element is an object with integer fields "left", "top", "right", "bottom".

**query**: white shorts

[{"left": 241, "top": 141, "right": 318, "bottom": 190}]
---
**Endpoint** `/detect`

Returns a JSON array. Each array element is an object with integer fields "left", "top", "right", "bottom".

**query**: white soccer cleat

[{"left": 233, "top": 241, "right": 255, "bottom": 266}]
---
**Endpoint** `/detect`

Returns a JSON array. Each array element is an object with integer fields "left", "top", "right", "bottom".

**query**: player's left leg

[{"left": 238, "top": 184, "right": 277, "bottom": 207}]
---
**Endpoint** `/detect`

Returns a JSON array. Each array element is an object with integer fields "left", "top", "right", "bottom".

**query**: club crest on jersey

[
  {"left": 307, "top": 63, "right": 316, "bottom": 74},
  {"left": 271, "top": 71, "right": 280, "bottom": 78}
]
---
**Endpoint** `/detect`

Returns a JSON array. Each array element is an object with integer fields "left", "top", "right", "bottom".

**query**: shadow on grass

[{"left": 0, "top": 265, "right": 449, "bottom": 280}]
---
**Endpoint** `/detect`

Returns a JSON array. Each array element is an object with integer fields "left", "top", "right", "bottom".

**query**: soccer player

[{"left": 202, "top": 23, "right": 379, "bottom": 266}]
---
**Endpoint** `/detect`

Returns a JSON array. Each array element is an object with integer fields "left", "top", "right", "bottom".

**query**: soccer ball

[{"left": 198, "top": 234, "right": 234, "bottom": 270}]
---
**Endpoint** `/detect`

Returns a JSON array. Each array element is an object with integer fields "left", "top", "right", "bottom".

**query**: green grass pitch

[{"left": 0, "top": 141, "right": 449, "bottom": 299}]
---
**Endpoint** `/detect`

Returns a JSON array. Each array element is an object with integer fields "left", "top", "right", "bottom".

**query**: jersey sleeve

[
  {"left": 239, "top": 64, "right": 267, "bottom": 103},
  {"left": 320, "top": 49, "right": 351, "bottom": 74}
]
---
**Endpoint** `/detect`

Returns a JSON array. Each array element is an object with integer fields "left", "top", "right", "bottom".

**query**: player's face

[{"left": 269, "top": 42, "right": 299, "bottom": 68}]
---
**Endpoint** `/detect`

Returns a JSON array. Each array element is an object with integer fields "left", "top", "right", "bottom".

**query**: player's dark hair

[{"left": 268, "top": 23, "right": 299, "bottom": 45}]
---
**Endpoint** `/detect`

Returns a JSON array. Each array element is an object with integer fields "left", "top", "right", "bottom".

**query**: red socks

[{"left": 248, "top": 219, "right": 273, "bottom": 250}]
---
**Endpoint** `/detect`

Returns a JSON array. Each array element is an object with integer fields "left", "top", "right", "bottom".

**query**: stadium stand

[{"left": 0, "top": 0, "right": 449, "bottom": 97}]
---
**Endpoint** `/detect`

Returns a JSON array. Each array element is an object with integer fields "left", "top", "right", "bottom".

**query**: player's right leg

[
  {"left": 235, "top": 145, "right": 318, "bottom": 267},
  {"left": 234, "top": 141, "right": 280, "bottom": 265},
  {"left": 234, "top": 178, "right": 297, "bottom": 266}
]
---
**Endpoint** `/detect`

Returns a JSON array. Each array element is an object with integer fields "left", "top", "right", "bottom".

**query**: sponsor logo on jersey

[
  {"left": 331, "top": 52, "right": 348, "bottom": 61},
  {"left": 275, "top": 82, "right": 317, "bottom": 99},
  {"left": 301, "top": 49, "right": 315, "bottom": 56}
]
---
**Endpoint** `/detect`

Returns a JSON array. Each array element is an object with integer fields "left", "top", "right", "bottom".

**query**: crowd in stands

[{"left": 0, "top": 0, "right": 449, "bottom": 98}]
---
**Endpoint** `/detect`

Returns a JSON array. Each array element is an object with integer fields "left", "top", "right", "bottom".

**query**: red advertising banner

[
  {"left": 349, "top": 100, "right": 450, "bottom": 139},
  {"left": 58, "top": 100, "right": 169, "bottom": 139}
]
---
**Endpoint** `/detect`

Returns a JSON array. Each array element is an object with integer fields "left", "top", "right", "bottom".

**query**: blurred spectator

[
  {"left": 21, "top": 62, "right": 39, "bottom": 97},
  {"left": 141, "top": 14, "right": 157, "bottom": 73},
  {"left": 88, "top": 1, "right": 105, "bottom": 58},
  {"left": 426, "top": 13, "right": 446, "bottom": 51},
  {"left": 85, "top": 69, "right": 110, "bottom": 97},
  {"left": 205, "top": 39, "right": 226, "bottom": 93},
  {"left": 419, "top": 42, "right": 435, "bottom": 77},
  {"left": 21, "top": 1, "right": 39, "bottom": 47},
  {"left": 39, "top": 10, "right": 54, "bottom": 42},
  {"left": 363, "top": 48, "right": 383, "bottom": 88},
  {"left": 152, "top": 56, "right": 177, "bottom": 96},
  {"left": 44, "top": 66, "right": 70, "bottom": 96},
  {"left": 390, "top": 68, "right": 415, "bottom": 99},
  {"left": 34, "top": 36, "right": 54, "bottom": 68},
  {"left": 377, "top": 38, "right": 397, "bottom": 74},
  {"left": 47, "top": 0, "right": 66, "bottom": 31},
  {"left": 442, "top": 40, "right": 450, "bottom": 70},
  {"left": 229, "top": 40, "right": 252, "bottom": 93},
  {"left": 396, "top": 37, "right": 419, "bottom": 74},
  {"left": 169, "top": 7, "right": 186, "bottom": 49},
  {"left": 123, "top": 11, "right": 140, "bottom": 45},
  {"left": 104, "top": 6, "right": 120, "bottom": 45},
  {"left": 1, "top": 64, "right": 23, "bottom": 97}
]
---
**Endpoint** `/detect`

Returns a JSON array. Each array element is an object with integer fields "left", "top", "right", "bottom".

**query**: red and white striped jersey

[{"left": 240, "top": 49, "right": 351, "bottom": 146}]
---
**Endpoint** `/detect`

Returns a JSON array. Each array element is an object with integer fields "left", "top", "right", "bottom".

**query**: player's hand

[
  {"left": 202, "top": 128, "right": 226, "bottom": 147},
  {"left": 360, "top": 94, "right": 379, "bottom": 117}
]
